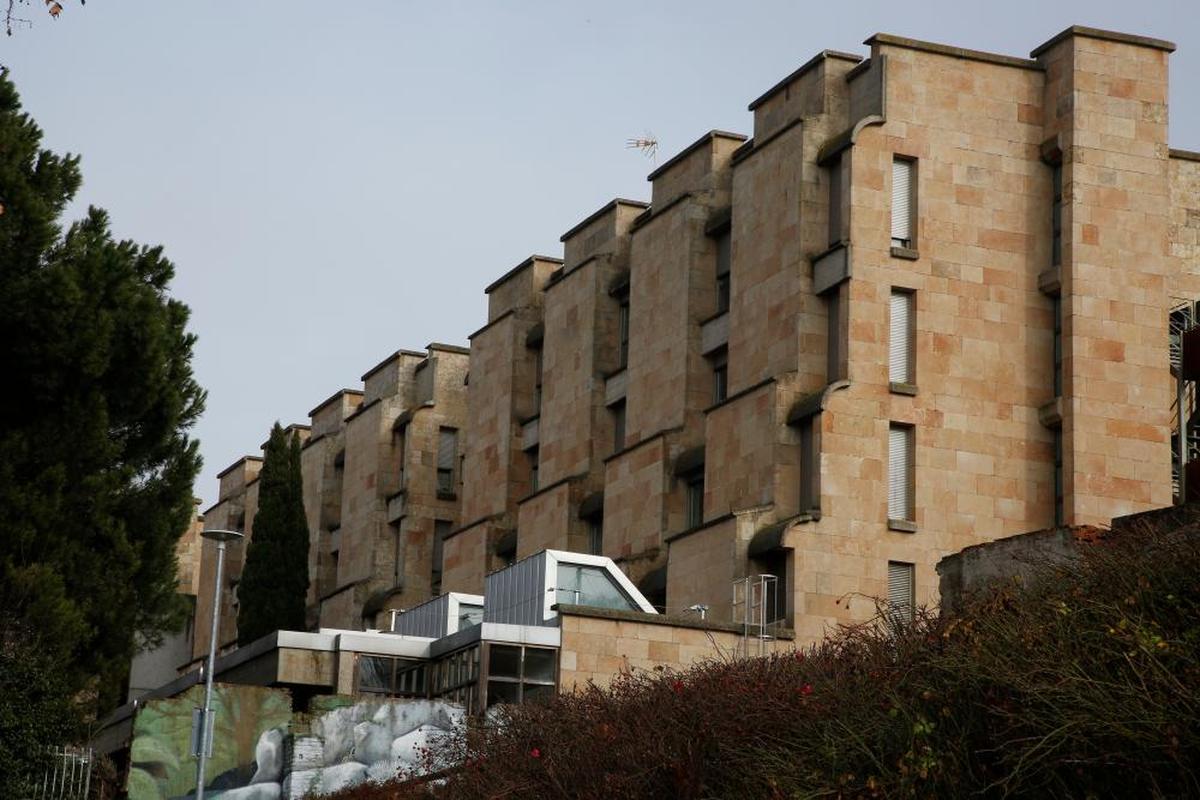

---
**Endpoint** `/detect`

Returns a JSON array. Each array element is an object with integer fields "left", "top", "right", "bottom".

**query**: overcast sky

[{"left": 2, "top": 1, "right": 1196, "bottom": 509}]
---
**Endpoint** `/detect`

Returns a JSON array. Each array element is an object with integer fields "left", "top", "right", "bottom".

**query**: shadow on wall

[{"left": 126, "top": 685, "right": 463, "bottom": 799}]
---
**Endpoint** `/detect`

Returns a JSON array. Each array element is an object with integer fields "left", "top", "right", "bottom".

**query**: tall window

[
  {"left": 1052, "top": 296, "right": 1063, "bottom": 398},
  {"left": 828, "top": 154, "right": 843, "bottom": 246},
  {"left": 1051, "top": 163, "right": 1063, "bottom": 267},
  {"left": 889, "top": 289, "right": 915, "bottom": 386},
  {"left": 431, "top": 519, "right": 451, "bottom": 595},
  {"left": 617, "top": 295, "right": 630, "bottom": 369},
  {"left": 891, "top": 157, "right": 916, "bottom": 249},
  {"left": 887, "top": 561, "right": 915, "bottom": 624},
  {"left": 798, "top": 416, "right": 817, "bottom": 512},
  {"left": 527, "top": 445, "right": 540, "bottom": 493},
  {"left": 532, "top": 345, "right": 544, "bottom": 410},
  {"left": 827, "top": 284, "right": 844, "bottom": 382},
  {"left": 1053, "top": 430, "right": 1064, "bottom": 527},
  {"left": 710, "top": 347, "right": 728, "bottom": 405},
  {"left": 587, "top": 516, "right": 603, "bottom": 556},
  {"left": 686, "top": 474, "right": 705, "bottom": 528},
  {"left": 611, "top": 400, "right": 626, "bottom": 454},
  {"left": 437, "top": 427, "right": 458, "bottom": 496},
  {"left": 887, "top": 423, "right": 915, "bottom": 524},
  {"left": 715, "top": 230, "right": 731, "bottom": 314},
  {"left": 395, "top": 427, "right": 407, "bottom": 488}
]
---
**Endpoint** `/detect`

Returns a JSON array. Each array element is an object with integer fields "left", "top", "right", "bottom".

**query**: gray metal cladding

[
  {"left": 484, "top": 553, "right": 547, "bottom": 627},
  {"left": 392, "top": 595, "right": 449, "bottom": 638}
]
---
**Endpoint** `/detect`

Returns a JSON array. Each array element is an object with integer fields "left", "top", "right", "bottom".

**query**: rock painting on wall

[{"left": 127, "top": 685, "right": 462, "bottom": 799}]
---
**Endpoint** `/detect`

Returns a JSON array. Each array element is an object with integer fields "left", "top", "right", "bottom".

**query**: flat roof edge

[
  {"left": 1030, "top": 25, "right": 1175, "bottom": 58},
  {"left": 559, "top": 198, "right": 650, "bottom": 243},
  {"left": 483, "top": 254, "right": 564, "bottom": 294},
  {"left": 747, "top": 49, "right": 864, "bottom": 111},
  {"left": 867, "top": 32, "right": 1042, "bottom": 71},
  {"left": 645, "top": 129, "right": 749, "bottom": 182}
]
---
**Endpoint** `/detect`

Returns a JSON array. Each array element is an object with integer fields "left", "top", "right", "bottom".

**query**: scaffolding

[
  {"left": 732, "top": 574, "right": 779, "bottom": 659},
  {"left": 1169, "top": 298, "right": 1200, "bottom": 502}
]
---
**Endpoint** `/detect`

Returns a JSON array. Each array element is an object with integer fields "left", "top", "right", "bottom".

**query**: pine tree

[
  {"left": 0, "top": 73, "right": 205, "bottom": 715},
  {"left": 237, "top": 423, "right": 310, "bottom": 645}
]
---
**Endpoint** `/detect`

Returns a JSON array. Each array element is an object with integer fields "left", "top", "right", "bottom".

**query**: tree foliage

[
  {"left": 329, "top": 516, "right": 1200, "bottom": 800},
  {"left": 236, "top": 423, "right": 310, "bottom": 646},
  {"left": 0, "top": 73, "right": 205, "bottom": 715}
]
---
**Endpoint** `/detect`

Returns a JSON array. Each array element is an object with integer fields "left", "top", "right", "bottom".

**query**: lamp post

[{"left": 195, "top": 529, "right": 243, "bottom": 800}]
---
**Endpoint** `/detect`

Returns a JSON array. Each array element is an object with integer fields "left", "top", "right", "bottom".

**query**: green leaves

[
  {"left": 0, "top": 73, "right": 204, "bottom": 715},
  {"left": 237, "top": 423, "right": 310, "bottom": 646}
]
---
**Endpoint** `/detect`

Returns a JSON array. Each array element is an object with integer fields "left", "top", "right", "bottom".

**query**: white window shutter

[
  {"left": 887, "top": 561, "right": 914, "bottom": 622},
  {"left": 888, "top": 424, "right": 913, "bottom": 520},
  {"left": 891, "top": 159, "right": 912, "bottom": 244},
  {"left": 889, "top": 290, "right": 914, "bottom": 384},
  {"left": 437, "top": 429, "right": 457, "bottom": 470}
]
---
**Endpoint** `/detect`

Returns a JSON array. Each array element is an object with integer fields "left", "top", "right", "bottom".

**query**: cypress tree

[
  {"left": 237, "top": 423, "right": 310, "bottom": 645},
  {"left": 0, "top": 72, "right": 205, "bottom": 715}
]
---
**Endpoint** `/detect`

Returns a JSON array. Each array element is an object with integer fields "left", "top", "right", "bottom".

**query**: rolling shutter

[
  {"left": 891, "top": 159, "right": 913, "bottom": 244},
  {"left": 437, "top": 428, "right": 457, "bottom": 470},
  {"left": 888, "top": 424, "right": 913, "bottom": 521},
  {"left": 887, "top": 561, "right": 914, "bottom": 623},
  {"left": 889, "top": 290, "right": 914, "bottom": 384}
]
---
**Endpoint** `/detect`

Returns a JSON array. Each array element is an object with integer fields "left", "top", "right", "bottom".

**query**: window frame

[
  {"left": 484, "top": 643, "right": 558, "bottom": 709},
  {"left": 887, "top": 561, "right": 915, "bottom": 625},
  {"left": 436, "top": 426, "right": 459, "bottom": 497},
  {"left": 887, "top": 422, "right": 916, "bottom": 528},
  {"left": 685, "top": 473, "right": 705, "bottom": 529},
  {"left": 890, "top": 156, "right": 918, "bottom": 251},
  {"left": 889, "top": 288, "right": 917, "bottom": 389}
]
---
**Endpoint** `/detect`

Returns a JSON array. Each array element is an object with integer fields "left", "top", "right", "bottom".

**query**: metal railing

[
  {"left": 1170, "top": 298, "right": 1200, "bottom": 501},
  {"left": 31, "top": 746, "right": 92, "bottom": 800}
]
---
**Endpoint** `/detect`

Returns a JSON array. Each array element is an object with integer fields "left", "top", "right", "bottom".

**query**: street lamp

[{"left": 195, "top": 528, "right": 243, "bottom": 800}]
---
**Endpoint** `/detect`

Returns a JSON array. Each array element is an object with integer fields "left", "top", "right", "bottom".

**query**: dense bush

[{"left": 328, "top": 518, "right": 1200, "bottom": 799}]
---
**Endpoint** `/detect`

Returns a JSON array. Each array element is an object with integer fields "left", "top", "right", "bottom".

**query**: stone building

[{"left": 195, "top": 24, "right": 1199, "bottom": 664}]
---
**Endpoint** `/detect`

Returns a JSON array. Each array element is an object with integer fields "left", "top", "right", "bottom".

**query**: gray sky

[{"left": 3, "top": 1, "right": 1196, "bottom": 509}]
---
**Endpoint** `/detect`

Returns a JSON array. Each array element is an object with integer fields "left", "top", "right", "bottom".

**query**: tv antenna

[{"left": 626, "top": 132, "right": 659, "bottom": 163}]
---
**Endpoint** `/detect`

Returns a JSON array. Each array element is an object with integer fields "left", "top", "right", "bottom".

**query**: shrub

[{"left": 325, "top": 517, "right": 1200, "bottom": 799}]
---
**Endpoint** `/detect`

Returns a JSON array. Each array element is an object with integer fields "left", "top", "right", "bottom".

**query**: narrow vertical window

[
  {"left": 715, "top": 230, "right": 731, "bottom": 314},
  {"left": 889, "top": 289, "right": 915, "bottom": 386},
  {"left": 618, "top": 297, "right": 630, "bottom": 369},
  {"left": 887, "top": 561, "right": 915, "bottom": 624},
  {"left": 611, "top": 400, "right": 626, "bottom": 454},
  {"left": 396, "top": 427, "right": 407, "bottom": 489},
  {"left": 1052, "top": 296, "right": 1063, "bottom": 398},
  {"left": 686, "top": 475, "right": 705, "bottom": 528},
  {"left": 587, "top": 516, "right": 603, "bottom": 556},
  {"left": 1051, "top": 164, "right": 1063, "bottom": 267},
  {"left": 828, "top": 154, "right": 843, "bottom": 246},
  {"left": 533, "top": 345, "right": 544, "bottom": 410},
  {"left": 437, "top": 427, "right": 458, "bottom": 496},
  {"left": 827, "top": 284, "right": 844, "bottom": 381},
  {"left": 888, "top": 423, "right": 915, "bottom": 524},
  {"left": 528, "top": 445, "right": 539, "bottom": 493},
  {"left": 891, "top": 157, "right": 915, "bottom": 249},
  {"left": 798, "top": 416, "right": 816, "bottom": 512},
  {"left": 431, "top": 520, "right": 451, "bottom": 595},
  {"left": 1053, "top": 430, "right": 1064, "bottom": 527},
  {"left": 711, "top": 347, "right": 728, "bottom": 405},
  {"left": 393, "top": 523, "right": 402, "bottom": 584}
]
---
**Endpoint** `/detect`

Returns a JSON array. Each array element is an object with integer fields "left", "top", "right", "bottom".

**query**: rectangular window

[
  {"left": 611, "top": 400, "right": 626, "bottom": 454},
  {"left": 715, "top": 230, "right": 731, "bottom": 314},
  {"left": 618, "top": 298, "right": 630, "bottom": 368},
  {"left": 888, "top": 423, "right": 915, "bottom": 523},
  {"left": 887, "top": 561, "right": 915, "bottom": 624},
  {"left": 392, "top": 523, "right": 402, "bottom": 584},
  {"left": 396, "top": 428, "right": 407, "bottom": 489},
  {"left": 711, "top": 347, "right": 728, "bottom": 405},
  {"left": 431, "top": 519, "right": 451, "bottom": 594},
  {"left": 891, "top": 157, "right": 915, "bottom": 249},
  {"left": 799, "top": 416, "right": 816, "bottom": 512},
  {"left": 828, "top": 155, "right": 843, "bottom": 246},
  {"left": 587, "top": 516, "right": 603, "bottom": 556},
  {"left": 1053, "top": 429, "right": 1064, "bottom": 527},
  {"left": 827, "top": 284, "right": 844, "bottom": 381},
  {"left": 686, "top": 475, "right": 705, "bottom": 528},
  {"left": 533, "top": 346, "right": 544, "bottom": 410},
  {"left": 1051, "top": 164, "right": 1063, "bottom": 267},
  {"left": 889, "top": 289, "right": 915, "bottom": 385},
  {"left": 1052, "top": 296, "right": 1063, "bottom": 398},
  {"left": 486, "top": 644, "right": 557, "bottom": 708},
  {"left": 437, "top": 427, "right": 458, "bottom": 495},
  {"left": 528, "top": 445, "right": 539, "bottom": 493}
]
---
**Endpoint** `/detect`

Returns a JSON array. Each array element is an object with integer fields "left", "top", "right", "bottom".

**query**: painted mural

[{"left": 127, "top": 685, "right": 463, "bottom": 799}]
